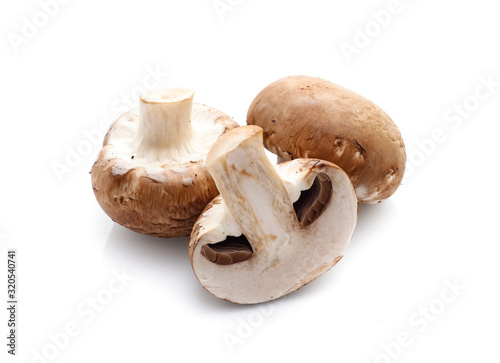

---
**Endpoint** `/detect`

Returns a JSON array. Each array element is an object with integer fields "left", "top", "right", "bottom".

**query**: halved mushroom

[
  {"left": 91, "top": 88, "right": 239, "bottom": 238},
  {"left": 247, "top": 75, "right": 407, "bottom": 203},
  {"left": 189, "top": 126, "right": 358, "bottom": 304}
]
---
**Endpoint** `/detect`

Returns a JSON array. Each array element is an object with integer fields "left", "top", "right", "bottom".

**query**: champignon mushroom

[
  {"left": 189, "top": 126, "right": 358, "bottom": 304},
  {"left": 247, "top": 75, "right": 406, "bottom": 203},
  {"left": 91, "top": 88, "right": 239, "bottom": 238}
]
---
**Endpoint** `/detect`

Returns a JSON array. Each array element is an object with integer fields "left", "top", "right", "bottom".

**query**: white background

[{"left": 1, "top": 0, "right": 499, "bottom": 362}]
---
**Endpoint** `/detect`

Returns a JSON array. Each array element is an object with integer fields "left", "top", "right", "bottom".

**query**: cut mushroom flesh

[
  {"left": 202, "top": 172, "right": 333, "bottom": 265},
  {"left": 189, "top": 126, "right": 358, "bottom": 304}
]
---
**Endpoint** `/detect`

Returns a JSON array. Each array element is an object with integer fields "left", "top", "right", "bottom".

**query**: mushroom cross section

[{"left": 189, "top": 126, "right": 358, "bottom": 304}]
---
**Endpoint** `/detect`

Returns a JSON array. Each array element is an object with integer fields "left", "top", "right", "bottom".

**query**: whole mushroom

[
  {"left": 247, "top": 75, "right": 406, "bottom": 203},
  {"left": 91, "top": 88, "right": 239, "bottom": 238},
  {"left": 189, "top": 126, "right": 358, "bottom": 304}
]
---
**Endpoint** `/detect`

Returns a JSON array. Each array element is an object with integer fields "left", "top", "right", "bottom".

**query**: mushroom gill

[
  {"left": 201, "top": 235, "right": 253, "bottom": 265},
  {"left": 293, "top": 173, "right": 332, "bottom": 227}
]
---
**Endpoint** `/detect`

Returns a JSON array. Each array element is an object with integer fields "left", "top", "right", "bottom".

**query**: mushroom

[
  {"left": 247, "top": 75, "right": 406, "bottom": 203},
  {"left": 91, "top": 88, "right": 239, "bottom": 238},
  {"left": 189, "top": 126, "right": 358, "bottom": 304}
]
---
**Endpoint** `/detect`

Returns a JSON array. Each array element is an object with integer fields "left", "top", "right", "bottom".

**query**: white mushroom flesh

[{"left": 191, "top": 126, "right": 358, "bottom": 304}]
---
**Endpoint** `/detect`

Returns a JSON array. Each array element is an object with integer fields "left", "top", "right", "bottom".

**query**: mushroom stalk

[
  {"left": 206, "top": 128, "right": 296, "bottom": 255},
  {"left": 191, "top": 126, "right": 358, "bottom": 303},
  {"left": 91, "top": 87, "right": 239, "bottom": 238},
  {"left": 134, "top": 88, "right": 195, "bottom": 161}
]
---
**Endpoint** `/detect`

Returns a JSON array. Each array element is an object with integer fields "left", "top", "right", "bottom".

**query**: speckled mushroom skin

[
  {"left": 247, "top": 75, "right": 406, "bottom": 203},
  {"left": 91, "top": 110, "right": 238, "bottom": 238}
]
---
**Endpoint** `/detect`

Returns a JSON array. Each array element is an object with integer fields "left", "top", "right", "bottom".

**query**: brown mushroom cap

[
  {"left": 91, "top": 88, "right": 238, "bottom": 238},
  {"left": 247, "top": 76, "right": 406, "bottom": 203}
]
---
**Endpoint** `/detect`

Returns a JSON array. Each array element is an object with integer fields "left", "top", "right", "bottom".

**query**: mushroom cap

[
  {"left": 247, "top": 75, "right": 406, "bottom": 203},
  {"left": 189, "top": 126, "right": 358, "bottom": 304},
  {"left": 91, "top": 102, "right": 238, "bottom": 238}
]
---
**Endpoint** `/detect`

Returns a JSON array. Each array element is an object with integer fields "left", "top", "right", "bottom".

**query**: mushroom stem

[
  {"left": 134, "top": 88, "right": 194, "bottom": 160},
  {"left": 206, "top": 126, "right": 296, "bottom": 255}
]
